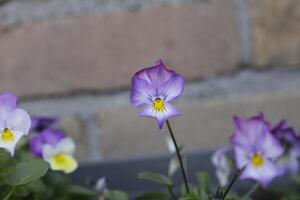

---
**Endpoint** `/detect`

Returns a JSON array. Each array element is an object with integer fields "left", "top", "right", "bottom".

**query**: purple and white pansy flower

[
  {"left": 29, "top": 128, "right": 65, "bottom": 158},
  {"left": 30, "top": 129, "right": 78, "bottom": 174},
  {"left": 231, "top": 114, "right": 284, "bottom": 187},
  {"left": 130, "top": 60, "right": 184, "bottom": 129},
  {"left": 0, "top": 92, "right": 31, "bottom": 156}
]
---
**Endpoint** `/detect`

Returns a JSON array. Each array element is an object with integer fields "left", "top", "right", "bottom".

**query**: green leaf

[
  {"left": 291, "top": 173, "right": 300, "bottom": 185},
  {"left": 7, "top": 160, "right": 49, "bottom": 186},
  {"left": 196, "top": 171, "right": 211, "bottom": 193},
  {"left": 68, "top": 185, "right": 97, "bottom": 196},
  {"left": 44, "top": 171, "right": 69, "bottom": 187},
  {"left": 179, "top": 191, "right": 200, "bottom": 200},
  {"left": 27, "top": 180, "right": 46, "bottom": 194},
  {"left": 0, "top": 149, "right": 11, "bottom": 167},
  {"left": 136, "top": 192, "right": 169, "bottom": 200},
  {"left": 105, "top": 190, "right": 128, "bottom": 200},
  {"left": 138, "top": 171, "right": 174, "bottom": 188}
]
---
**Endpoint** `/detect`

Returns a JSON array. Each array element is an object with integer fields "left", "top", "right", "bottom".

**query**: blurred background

[{"left": 0, "top": 0, "right": 300, "bottom": 162}]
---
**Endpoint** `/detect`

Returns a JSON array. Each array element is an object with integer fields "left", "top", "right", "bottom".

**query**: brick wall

[{"left": 0, "top": 0, "right": 300, "bottom": 162}]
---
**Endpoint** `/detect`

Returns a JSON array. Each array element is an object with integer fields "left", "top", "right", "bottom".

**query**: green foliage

[
  {"left": 6, "top": 160, "right": 49, "bottom": 186},
  {"left": 136, "top": 192, "right": 169, "bottom": 200},
  {"left": 68, "top": 185, "right": 98, "bottom": 196},
  {"left": 291, "top": 173, "right": 300, "bottom": 185},
  {"left": 196, "top": 171, "right": 211, "bottom": 194},
  {"left": 0, "top": 145, "right": 102, "bottom": 200},
  {"left": 104, "top": 190, "right": 128, "bottom": 200},
  {"left": 138, "top": 171, "right": 174, "bottom": 188}
]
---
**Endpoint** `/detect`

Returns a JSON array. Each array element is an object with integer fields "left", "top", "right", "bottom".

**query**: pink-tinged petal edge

[{"left": 134, "top": 60, "right": 175, "bottom": 88}]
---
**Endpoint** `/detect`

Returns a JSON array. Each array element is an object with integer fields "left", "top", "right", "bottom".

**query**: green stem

[
  {"left": 241, "top": 183, "right": 260, "bottom": 200},
  {"left": 3, "top": 187, "right": 16, "bottom": 200},
  {"left": 166, "top": 120, "right": 190, "bottom": 193},
  {"left": 223, "top": 169, "right": 241, "bottom": 199},
  {"left": 168, "top": 187, "right": 177, "bottom": 200}
]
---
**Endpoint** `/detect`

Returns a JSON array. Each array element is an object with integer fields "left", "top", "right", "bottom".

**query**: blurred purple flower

[
  {"left": 95, "top": 177, "right": 107, "bottom": 193},
  {"left": 29, "top": 128, "right": 65, "bottom": 157},
  {"left": 130, "top": 60, "right": 184, "bottom": 129},
  {"left": 231, "top": 114, "right": 284, "bottom": 187},
  {"left": 212, "top": 147, "right": 231, "bottom": 187},
  {"left": 0, "top": 92, "right": 31, "bottom": 156},
  {"left": 31, "top": 116, "right": 57, "bottom": 132},
  {"left": 271, "top": 120, "right": 300, "bottom": 174}
]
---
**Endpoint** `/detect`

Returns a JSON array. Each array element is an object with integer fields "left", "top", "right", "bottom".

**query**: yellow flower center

[
  {"left": 50, "top": 153, "right": 78, "bottom": 174},
  {"left": 251, "top": 153, "right": 264, "bottom": 167},
  {"left": 153, "top": 98, "right": 165, "bottom": 112},
  {"left": 53, "top": 154, "right": 68, "bottom": 165},
  {"left": 1, "top": 128, "right": 15, "bottom": 143}
]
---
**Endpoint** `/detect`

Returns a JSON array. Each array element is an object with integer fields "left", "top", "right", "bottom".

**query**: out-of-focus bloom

[
  {"left": 43, "top": 137, "right": 78, "bottom": 174},
  {"left": 231, "top": 114, "right": 284, "bottom": 186},
  {"left": 165, "top": 136, "right": 176, "bottom": 154},
  {"left": 168, "top": 157, "right": 180, "bottom": 177},
  {"left": 31, "top": 116, "right": 57, "bottom": 132},
  {"left": 271, "top": 120, "right": 300, "bottom": 174},
  {"left": 165, "top": 136, "right": 181, "bottom": 176},
  {"left": 130, "top": 60, "right": 184, "bottom": 129},
  {"left": 29, "top": 129, "right": 65, "bottom": 157},
  {"left": 0, "top": 92, "right": 31, "bottom": 156},
  {"left": 95, "top": 177, "right": 107, "bottom": 193},
  {"left": 212, "top": 147, "right": 231, "bottom": 187},
  {"left": 30, "top": 128, "right": 77, "bottom": 173}
]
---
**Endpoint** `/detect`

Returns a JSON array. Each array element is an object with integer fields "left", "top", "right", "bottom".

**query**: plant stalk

[
  {"left": 241, "top": 182, "right": 260, "bottom": 200},
  {"left": 168, "top": 187, "right": 177, "bottom": 200},
  {"left": 3, "top": 187, "right": 16, "bottom": 200},
  {"left": 166, "top": 120, "right": 190, "bottom": 193},
  {"left": 223, "top": 169, "right": 241, "bottom": 199}
]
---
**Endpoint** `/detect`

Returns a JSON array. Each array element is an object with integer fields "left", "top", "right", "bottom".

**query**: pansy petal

[
  {"left": 0, "top": 92, "right": 17, "bottom": 120},
  {"left": 216, "top": 169, "right": 229, "bottom": 187},
  {"left": 232, "top": 116, "right": 270, "bottom": 148},
  {"left": 212, "top": 147, "right": 231, "bottom": 187},
  {"left": 0, "top": 130, "right": 24, "bottom": 156},
  {"left": 240, "top": 160, "right": 281, "bottom": 187},
  {"left": 259, "top": 131, "right": 284, "bottom": 159},
  {"left": 212, "top": 147, "right": 229, "bottom": 171},
  {"left": 41, "top": 129, "right": 65, "bottom": 146},
  {"left": 29, "top": 134, "right": 45, "bottom": 157},
  {"left": 56, "top": 137, "right": 76, "bottom": 155},
  {"left": 5, "top": 108, "right": 31, "bottom": 135},
  {"left": 31, "top": 116, "right": 57, "bottom": 132},
  {"left": 232, "top": 145, "right": 250, "bottom": 169},
  {"left": 139, "top": 103, "right": 181, "bottom": 129},
  {"left": 146, "top": 60, "right": 174, "bottom": 87},
  {"left": 49, "top": 154, "right": 78, "bottom": 174},
  {"left": 43, "top": 144, "right": 56, "bottom": 161},
  {"left": 130, "top": 77, "right": 155, "bottom": 107},
  {"left": 29, "top": 129, "right": 65, "bottom": 157},
  {"left": 134, "top": 60, "right": 174, "bottom": 87},
  {"left": 158, "top": 74, "right": 184, "bottom": 102}
]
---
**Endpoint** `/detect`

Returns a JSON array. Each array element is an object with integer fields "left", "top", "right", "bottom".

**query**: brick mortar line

[
  {"left": 20, "top": 69, "right": 300, "bottom": 117},
  {"left": 233, "top": 0, "right": 252, "bottom": 65}
]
